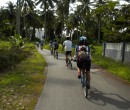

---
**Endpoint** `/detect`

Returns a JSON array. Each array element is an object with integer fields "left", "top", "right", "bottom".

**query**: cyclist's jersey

[
  {"left": 76, "top": 45, "right": 91, "bottom": 60},
  {"left": 63, "top": 40, "right": 72, "bottom": 51},
  {"left": 52, "top": 42, "right": 59, "bottom": 49}
]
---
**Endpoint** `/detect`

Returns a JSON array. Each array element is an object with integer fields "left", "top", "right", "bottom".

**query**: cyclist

[
  {"left": 52, "top": 39, "right": 59, "bottom": 57},
  {"left": 63, "top": 36, "right": 72, "bottom": 66},
  {"left": 39, "top": 40, "right": 44, "bottom": 50},
  {"left": 75, "top": 36, "right": 91, "bottom": 88},
  {"left": 49, "top": 40, "right": 53, "bottom": 54}
]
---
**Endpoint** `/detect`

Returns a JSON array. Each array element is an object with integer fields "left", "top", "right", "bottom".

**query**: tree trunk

[{"left": 16, "top": 0, "right": 20, "bottom": 35}]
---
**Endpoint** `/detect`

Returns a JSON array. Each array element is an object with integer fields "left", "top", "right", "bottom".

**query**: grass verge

[
  {"left": 0, "top": 48, "right": 47, "bottom": 110},
  {"left": 92, "top": 46, "right": 130, "bottom": 82}
]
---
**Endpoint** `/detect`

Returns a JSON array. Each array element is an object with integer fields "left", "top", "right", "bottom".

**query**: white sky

[
  {"left": 0, "top": 0, "right": 129, "bottom": 7},
  {"left": 0, "top": 0, "right": 17, "bottom": 7}
]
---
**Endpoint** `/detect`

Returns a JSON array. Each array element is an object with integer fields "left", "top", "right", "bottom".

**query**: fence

[{"left": 102, "top": 42, "right": 130, "bottom": 64}]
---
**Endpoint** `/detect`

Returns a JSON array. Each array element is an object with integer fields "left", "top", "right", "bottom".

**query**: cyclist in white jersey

[{"left": 63, "top": 36, "right": 72, "bottom": 66}]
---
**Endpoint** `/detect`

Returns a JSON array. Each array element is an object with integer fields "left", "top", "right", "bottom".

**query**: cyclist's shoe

[{"left": 78, "top": 74, "right": 81, "bottom": 79}]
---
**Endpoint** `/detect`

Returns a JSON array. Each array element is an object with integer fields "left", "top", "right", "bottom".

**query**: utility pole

[{"left": 97, "top": 0, "right": 102, "bottom": 44}]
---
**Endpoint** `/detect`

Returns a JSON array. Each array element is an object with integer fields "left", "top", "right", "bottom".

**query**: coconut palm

[
  {"left": 55, "top": 0, "right": 76, "bottom": 37},
  {"left": 16, "top": 0, "right": 35, "bottom": 35},
  {"left": 40, "top": 9, "right": 56, "bottom": 39},
  {"left": 36, "top": 0, "right": 58, "bottom": 38},
  {"left": 6, "top": 1, "right": 16, "bottom": 36},
  {"left": 25, "top": 10, "right": 42, "bottom": 40}
]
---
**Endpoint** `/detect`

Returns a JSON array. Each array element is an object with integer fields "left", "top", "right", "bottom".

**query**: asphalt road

[{"left": 35, "top": 49, "right": 130, "bottom": 110}]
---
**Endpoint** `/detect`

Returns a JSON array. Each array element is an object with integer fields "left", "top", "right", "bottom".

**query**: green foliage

[
  {"left": 0, "top": 41, "right": 11, "bottom": 50},
  {"left": 0, "top": 48, "right": 46, "bottom": 110},
  {"left": 0, "top": 40, "right": 32, "bottom": 71},
  {"left": 10, "top": 34, "right": 24, "bottom": 48},
  {"left": 101, "top": 4, "right": 130, "bottom": 42}
]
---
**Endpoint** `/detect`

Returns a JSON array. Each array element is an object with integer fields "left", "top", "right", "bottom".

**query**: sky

[
  {"left": 0, "top": 0, "right": 17, "bottom": 7},
  {"left": 0, "top": 0, "right": 129, "bottom": 7}
]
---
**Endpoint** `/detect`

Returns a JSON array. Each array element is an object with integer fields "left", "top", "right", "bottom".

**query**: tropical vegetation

[
  {"left": 0, "top": 0, "right": 130, "bottom": 43},
  {"left": 0, "top": 42, "right": 46, "bottom": 109},
  {"left": 0, "top": 0, "right": 130, "bottom": 109}
]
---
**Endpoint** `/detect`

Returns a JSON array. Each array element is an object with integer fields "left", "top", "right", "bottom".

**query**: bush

[{"left": 0, "top": 41, "right": 32, "bottom": 72}]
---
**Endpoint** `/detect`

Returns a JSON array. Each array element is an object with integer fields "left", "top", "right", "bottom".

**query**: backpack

[{"left": 77, "top": 45, "right": 90, "bottom": 60}]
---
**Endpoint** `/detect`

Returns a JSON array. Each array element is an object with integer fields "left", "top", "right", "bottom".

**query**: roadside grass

[
  {"left": 92, "top": 46, "right": 130, "bottom": 82},
  {"left": 0, "top": 43, "right": 47, "bottom": 110}
]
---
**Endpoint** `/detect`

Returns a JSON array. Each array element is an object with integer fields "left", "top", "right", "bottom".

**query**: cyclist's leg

[
  {"left": 77, "top": 67, "right": 81, "bottom": 78},
  {"left": 65, "top": 51, "right": 68, "bottom": 65},
  {"left": 56, "top": 49, "right": 58, "bottom": 58},
  {"left": 51, "top": 46, "right": 53, "bottom": 54},
  {"left": 54, "top": 49, "right": 56, "bottom": 56},
  {"left": 86, "top": 71, "right": 90, "bottom": 89},
  {"left": 86, "top": 60, "right": 91, "bottom": 88}
]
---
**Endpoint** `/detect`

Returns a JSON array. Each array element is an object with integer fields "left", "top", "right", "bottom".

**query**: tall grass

[
  {"left": 92, "top": 46, "right": 130, "bottom": 82},
  {"left": 0, "top": 43, "right": 47, "bottom": 110}
]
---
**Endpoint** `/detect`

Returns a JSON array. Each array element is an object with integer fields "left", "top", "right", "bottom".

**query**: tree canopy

[{"left": 0, "top": 0, "right": 130, "bottom": 43}]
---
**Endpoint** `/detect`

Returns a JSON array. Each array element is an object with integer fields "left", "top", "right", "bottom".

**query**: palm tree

[
  {"left": 6, "top": 1, "right": 16, "bottom": 35},
  {"left": 55, "top": 0, "right": 77, "bottom": 37},
  {"left": 16, "top": 0, "right": 35, "bottom": 35},
  {"left": 40, "top": 9, "right": 55, "bottom": 39},
  {"left": 16, "top": 0, "right": 20, "bottom": 34},
  {"left": 55, "top": 1, "right": 66, "bottom": 37},
  {"left": 36, "top": 0, "right": 58, "bottom": 38},
  {"left": 25, "top": 10, "right": 41, "bottom": 40}
]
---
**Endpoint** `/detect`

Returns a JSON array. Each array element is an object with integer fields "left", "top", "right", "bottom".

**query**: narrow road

[{"left": 35, "top": 49, "right": 130, "bottom": 110}]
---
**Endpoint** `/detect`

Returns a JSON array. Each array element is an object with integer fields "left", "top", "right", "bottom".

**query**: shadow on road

[{"left": 88, "top": 87, "right": 130, "bottom": 109}]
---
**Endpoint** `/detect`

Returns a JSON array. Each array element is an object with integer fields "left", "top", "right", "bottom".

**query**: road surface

[{"left": 35, "top": 49, "right": 130, "bottom": 110}]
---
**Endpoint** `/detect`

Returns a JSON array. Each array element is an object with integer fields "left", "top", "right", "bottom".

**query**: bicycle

[
  {"left": 50, "top": 47, "right": 53, "bottom": 54},
  {"left": 66, "top": 56, "right": 72, "bottom": 69},
  {"left": 40, "top": 44, "right": 43, "bottom": 50},
  {"left": 80, "top": 64, "right": 89, "bottom": 98}
]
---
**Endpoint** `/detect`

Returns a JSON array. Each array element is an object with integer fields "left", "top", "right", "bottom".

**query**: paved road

[{"left": 35, "top": 49, "right": 130, "bottom": 110}]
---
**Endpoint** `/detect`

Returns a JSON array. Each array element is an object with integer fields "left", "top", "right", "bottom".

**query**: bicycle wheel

[
  {"left": 69, "top": 60, "right": 72, "bottom": 69},
  {"left": 56, "top": 52, "right": 58, "bottom": 59},
  {"left": 84, "top": 74, "right": 88, "bottom": 98},
  {"left": 68, "top": 59, "right": 72, "bottom": 69},
  {"left": 50, "top": 48, "right": 53, "bottom": 54},
  {"left": 80, "top": 72, "right": 84, "bottom": 86},
  {"left": 70, "top": 62, "right": 72, "bottom": 69}
]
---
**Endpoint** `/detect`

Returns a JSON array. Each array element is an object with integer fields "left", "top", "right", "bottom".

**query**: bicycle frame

[{"left": 67, "top": 56, "right": 72, "bottom": 69}]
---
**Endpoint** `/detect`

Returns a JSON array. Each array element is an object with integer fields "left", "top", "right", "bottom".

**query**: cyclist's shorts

[
  {"left": 54, "top": 48, "right": 58, "bottom": 50},
  {"left": 65, "top": 51, "right": 72, "bottom": 56},
  {"left": 77, "top": 59, "right": 91, "bottom": 71}
]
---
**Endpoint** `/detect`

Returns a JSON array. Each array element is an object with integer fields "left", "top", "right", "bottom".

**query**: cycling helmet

[{"left": 79, "top": 36, "right": 87, "bottom": 45}]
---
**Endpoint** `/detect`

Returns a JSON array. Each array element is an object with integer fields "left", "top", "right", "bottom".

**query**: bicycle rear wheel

[
  {"left": 83, "top": 73, "right": 88, "bottom": 98},
  {"left": 68, "top": 59, "right": 72, "bottom": 69},
  {"left": 56, "top": 52, "right": 58, "bottom": 59}
]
